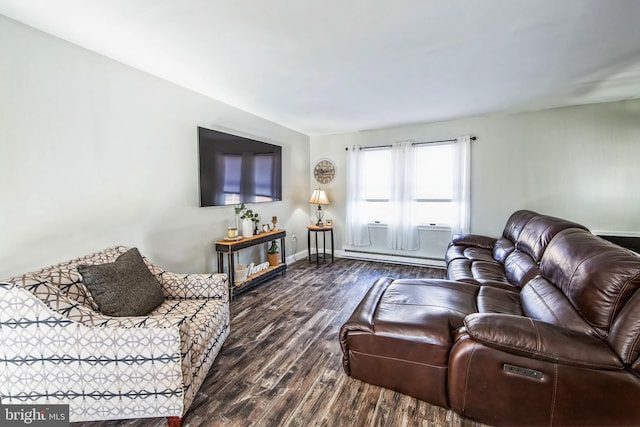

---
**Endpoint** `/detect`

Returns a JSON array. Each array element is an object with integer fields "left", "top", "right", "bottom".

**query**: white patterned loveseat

[{"left": 0, "top": 246, "right": 230, "bottom": 426}]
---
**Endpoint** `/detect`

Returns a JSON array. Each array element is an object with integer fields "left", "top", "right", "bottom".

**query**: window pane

[
  {"left": 362, "top": 149, "right": 391, "bottom": 200},
  {"left": 415, "top": 144, "right": 453, "bottom": 200},
  {"left": 360, "top": 200, "right": 392, "bottom": 223},
  {"left": 413, "top": 201, "right": 455, "bottom": 225}
]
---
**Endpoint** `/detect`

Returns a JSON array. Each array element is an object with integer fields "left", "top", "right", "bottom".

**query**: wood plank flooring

[{"left": 73, "top": 258, "right": 490, "bottom": 427}]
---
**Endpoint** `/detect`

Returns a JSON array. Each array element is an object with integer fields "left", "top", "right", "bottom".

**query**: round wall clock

[{"left": 313, "top": 159, "right": 336, "bottom": 184}]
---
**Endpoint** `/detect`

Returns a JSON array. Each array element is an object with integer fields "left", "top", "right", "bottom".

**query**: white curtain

[
  {"left": 387, "top": 141, "right": 419, "bottom": 250},
  {"left": 345, "top": 146, "right": 371, "bottom": 246},
  {"left": 452, "top": 135, "right": 471, "bottom": 235}
]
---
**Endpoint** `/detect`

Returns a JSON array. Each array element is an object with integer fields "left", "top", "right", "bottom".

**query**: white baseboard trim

[
  {"left": 339, "top": 249, "right": 445, "bottom": 268},
  {"left": 287, "top": 249, "right": 445, "bottom": 268}
]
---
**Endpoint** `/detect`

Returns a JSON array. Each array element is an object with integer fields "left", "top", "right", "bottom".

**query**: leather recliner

[{"left": 340, "top": 211, "right": 640, "bottom": 426}]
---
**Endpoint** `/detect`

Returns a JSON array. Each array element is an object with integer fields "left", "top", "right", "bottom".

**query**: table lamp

[{"left": 308, "top": 188, "right": 329, "bottom": 226}]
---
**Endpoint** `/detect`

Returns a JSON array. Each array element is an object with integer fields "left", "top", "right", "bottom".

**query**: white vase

[{"left": 242, "top": 218, "right": 254, "bottom": 238}]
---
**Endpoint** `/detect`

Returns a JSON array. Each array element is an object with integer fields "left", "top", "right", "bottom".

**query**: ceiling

[{"left": 2, "top": 0, "right": 640, "bottom": 135}]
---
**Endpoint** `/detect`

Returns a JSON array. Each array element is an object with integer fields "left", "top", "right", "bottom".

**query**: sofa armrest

[
  {"left": 339, "top": 277, "right": 395, "bottom": 375},
  {"left": 156, "top": 271, "right": 228, "bottom": 301},
  {"left": 451, "top": 234, "right": 496, "bottom": 250},
  {"left": 463, "top": 313, "right": 622, "bottom": 369}
]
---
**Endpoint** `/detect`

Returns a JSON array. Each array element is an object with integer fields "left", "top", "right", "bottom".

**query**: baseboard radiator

[{"left": 342, "top": 224, "right": 451, "bottom": 268}]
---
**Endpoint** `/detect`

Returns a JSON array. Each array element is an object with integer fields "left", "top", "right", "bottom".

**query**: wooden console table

[{"left": 215, "top": 229, "right": 287, "bottom": 298}]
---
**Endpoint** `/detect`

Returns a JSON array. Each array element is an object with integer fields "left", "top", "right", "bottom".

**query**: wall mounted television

[{"left": 198, "top": 127, "right": 282, "bottom": 207}]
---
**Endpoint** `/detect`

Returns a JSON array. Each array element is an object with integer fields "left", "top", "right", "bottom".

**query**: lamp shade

[{"left": 308, "top": 189, "right": 330, "bottom": 205}]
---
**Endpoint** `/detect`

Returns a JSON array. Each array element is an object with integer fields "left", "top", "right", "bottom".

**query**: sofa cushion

[
  {"left": 477, "top": 286, "right": 522, "bottom": 314},
  {"left": 78, "top": 248, "right": 164, "bottom": 316},
  {"left": 446, "top": 258, "right": 480, "bottom": 285},
  {"left": 471, "top": 260, "right": 509, "bottom": 283}
]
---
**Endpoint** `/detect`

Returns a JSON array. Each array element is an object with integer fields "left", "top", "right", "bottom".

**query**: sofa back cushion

[
  {"left": 36, "top": 267, "right": 100, "bottom": 311},
  {"left": 499, "top": 214, "right": 587, "bottom": 288},
  {"left": 540, "top": 228, "right": 640, "bottom": 336},
  {"left": 520, "top": 276, "right": 596, "bottom": 334},
  {"left": 492, "top": 237, "right": 515, "bottom": 264},
  {"left": 516, "top": 214, "right": 587, "bottom": 263},
  {"left": 503, "top": 250, "right": 539, "bottom": 287},
  {"left": 488, "top": 210, "right": 536, "bottom": 269},
  {"left": 502, "top": 210, "right": 539, "bottom": 242},
  {"left": 5, "top": 246, "right": 133, "bottom": 313}
]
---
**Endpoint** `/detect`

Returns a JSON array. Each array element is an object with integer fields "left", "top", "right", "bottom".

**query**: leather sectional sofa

[{"left": 340, "top": 210, "right": 640, "bottom": 426}]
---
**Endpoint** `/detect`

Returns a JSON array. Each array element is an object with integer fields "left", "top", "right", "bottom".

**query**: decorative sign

[{"left": 248, "top": 261, "right": 270, "bottom": 276}]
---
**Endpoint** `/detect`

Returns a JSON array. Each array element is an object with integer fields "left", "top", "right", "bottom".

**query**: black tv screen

[{"left": 198, "top": 127, "right": 282, "bottom": 207}]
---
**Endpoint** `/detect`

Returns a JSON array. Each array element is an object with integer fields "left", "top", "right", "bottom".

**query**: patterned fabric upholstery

[{"left": 0, "top": 246, "right": 230, "bottom": 423}]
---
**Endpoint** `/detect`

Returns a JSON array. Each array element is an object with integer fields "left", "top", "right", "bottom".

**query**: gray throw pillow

[{"left": 78, "top": 248, "right": 164, "bottom": 317}]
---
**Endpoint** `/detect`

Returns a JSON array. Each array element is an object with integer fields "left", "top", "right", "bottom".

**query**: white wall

[
  {"left": 311, "top": 99, "right": 640, "bottom": 253},
  {"left": 0, "top": 16, "right": 310, "bottom": 278}
]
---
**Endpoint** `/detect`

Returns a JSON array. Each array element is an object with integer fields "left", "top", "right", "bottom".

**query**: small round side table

[{"left": 307, "top": 225, "right": 334, "bottom": 264}]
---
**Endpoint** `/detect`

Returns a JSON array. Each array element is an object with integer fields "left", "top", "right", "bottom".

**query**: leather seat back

[
  {"left": 493, "top": 210, "right": 538, "bottom": 263},
  {"left": 516, "top": 215, "right": 587, "bottom": 262},
  {"left": 503, "top": 214, "right": 587, "bottom": 288},
  {"left": 540, "top": 228, "right": 640, "bottom": 339}
]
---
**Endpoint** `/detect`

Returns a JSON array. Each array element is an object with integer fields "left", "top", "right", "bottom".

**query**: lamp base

[{"left": 315, "top": 205, "right": 324, "bottom": 226}]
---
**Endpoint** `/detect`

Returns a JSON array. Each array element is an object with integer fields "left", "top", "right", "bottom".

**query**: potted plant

[
  {"left": 235, "top": 204, "right": 259, "bottom": 237},
  {"left": 266, "top": 241, "right": 280, "bottom": 266},
  {"left": 234, "top": 203, "right": 245, "bottom": 229}
]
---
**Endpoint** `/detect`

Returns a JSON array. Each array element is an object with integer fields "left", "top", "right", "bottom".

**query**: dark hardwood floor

[{"left": 73, "top": 258, "right": 489, "bottom": 427}]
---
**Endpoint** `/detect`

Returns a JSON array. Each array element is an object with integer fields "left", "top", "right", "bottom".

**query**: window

[
  {"left": 358, "top": 143, "right": 456, "bottom": 225},
  {"left": 346, "top": 137, "right": 470, "bottom": 248}
]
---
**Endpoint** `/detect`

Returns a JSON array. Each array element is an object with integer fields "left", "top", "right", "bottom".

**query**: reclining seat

[
  {"left": 447, "top": 210, "right": 586, "bottom": 290},
  {"left": 448, "top": 229, "right": 640, "bottom": 426},
  {"left": 340, "top": 226, "right": 640, "bottom": 426}
]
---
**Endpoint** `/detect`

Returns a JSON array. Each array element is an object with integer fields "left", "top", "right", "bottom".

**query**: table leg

[
  {"left": 322, "top": 231, "right": 326, "bottom": 263},
  {"left": 280, "top": 235, "right": 286, "bottom": 275},
  {"left": 330, "top": 228, "right": 334, "bottom": 263},
  {"left": 307, "top": 228, "right": 311, "bottom": 262},
  {"left": 228, "top": 253, "right": 235, "bottom": 298}
]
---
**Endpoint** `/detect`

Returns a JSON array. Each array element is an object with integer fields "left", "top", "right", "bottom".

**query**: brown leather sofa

[{"left": 340, "top": 211, "right": 640, "bottom": 426}]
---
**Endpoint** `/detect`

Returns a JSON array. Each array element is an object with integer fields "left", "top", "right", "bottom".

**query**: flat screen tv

[{"left": 198, "top": 127, "right": 282, "bottom": 207}]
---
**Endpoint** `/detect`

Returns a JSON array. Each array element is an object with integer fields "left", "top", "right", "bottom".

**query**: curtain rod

[{"left": 344, "top": 136, "right": 477, "bottom": 151}]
